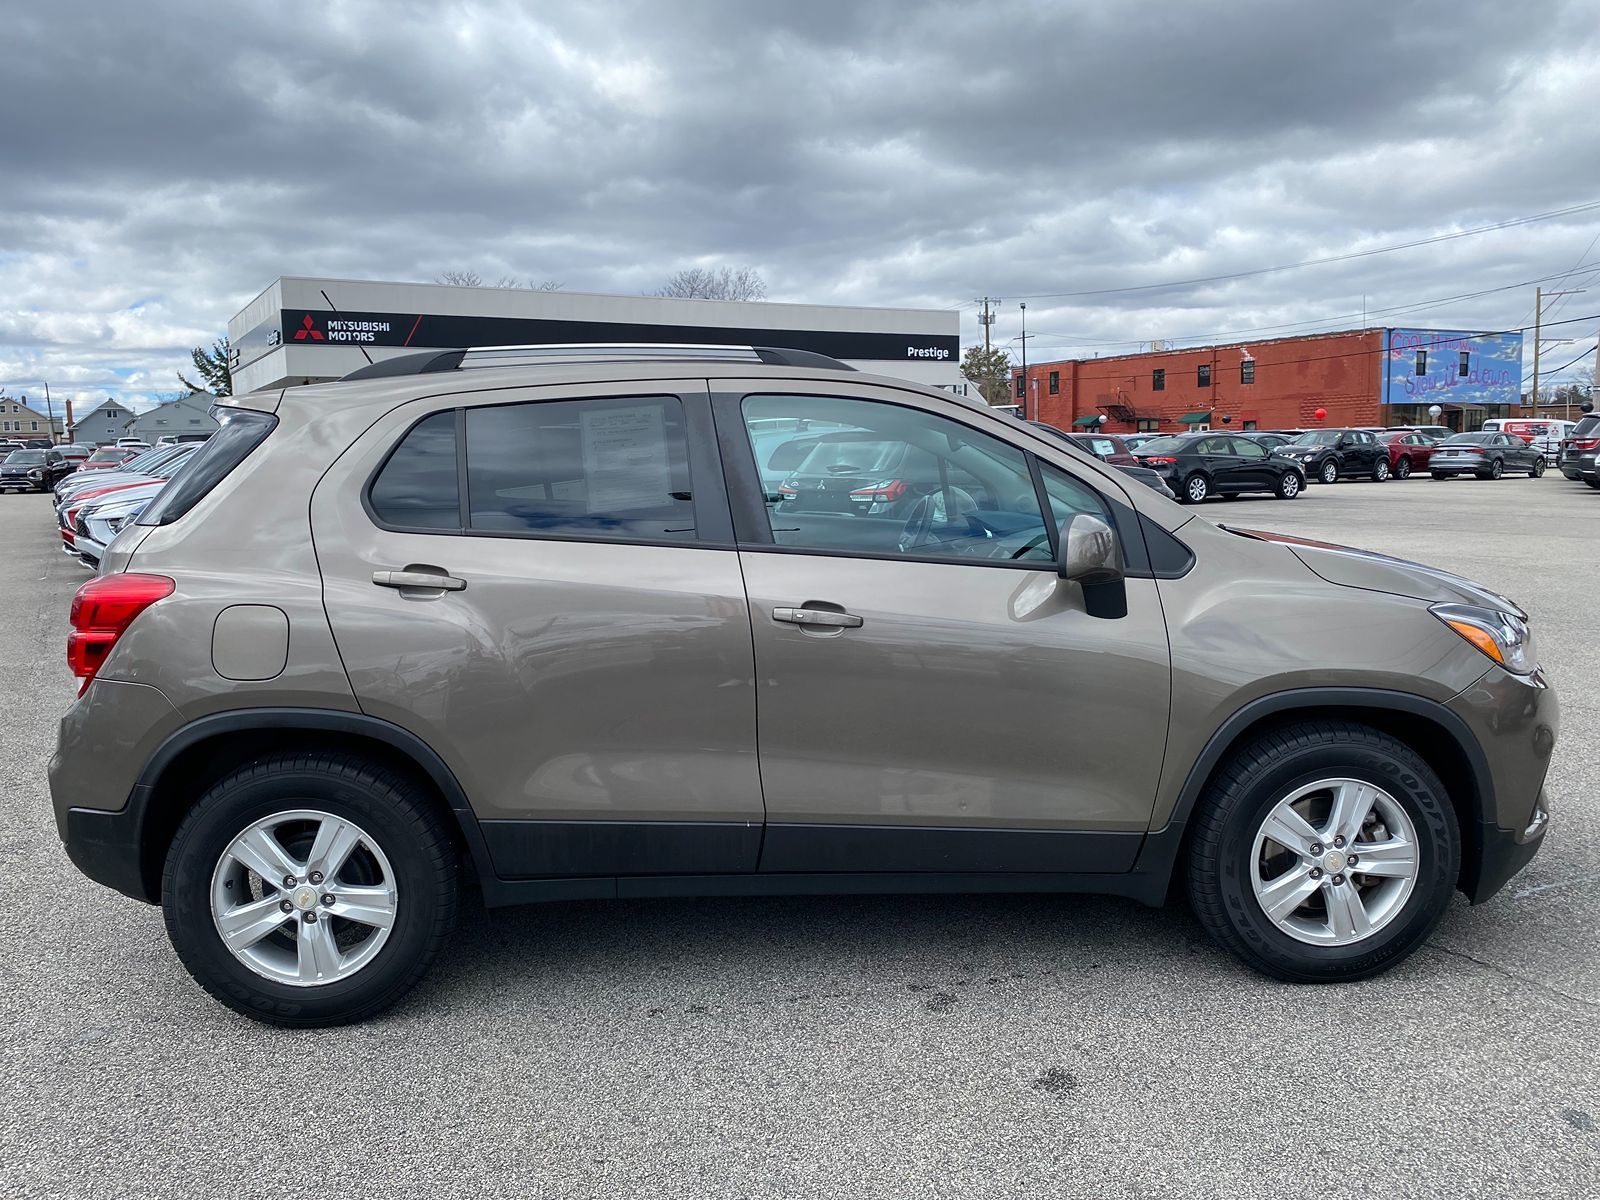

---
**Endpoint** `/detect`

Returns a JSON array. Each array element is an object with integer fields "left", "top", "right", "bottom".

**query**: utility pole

[
  {"left": 1019, "top": 302, "right": 1030, "bottom": 419},
  {"left": 978, "top": 297, "right": 996, "bottom": 354},
  {"left": 43, "top": 381, "right": 54, "bottom": 445}
]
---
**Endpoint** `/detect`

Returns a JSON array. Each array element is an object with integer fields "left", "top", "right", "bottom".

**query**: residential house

[
  {"left": 69, "top": 399, "right": 136, "bottom": 446},
  {"left": 0, "top": 397, "right": 64, "bottom": 441},
  {"left": 121, "top": 392, "right": 221, "bottom": 443}
]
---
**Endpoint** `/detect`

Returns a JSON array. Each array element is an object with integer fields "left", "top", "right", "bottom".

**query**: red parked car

[
  {"left": 1028, "top": 422, "right": 1140, "bottom": 466},
  {"left": 1376, "top": 430, "right": 1440, "bottom": 479},
  {"left": 78, "top": 448, "right": 136, "bottom": 472}
]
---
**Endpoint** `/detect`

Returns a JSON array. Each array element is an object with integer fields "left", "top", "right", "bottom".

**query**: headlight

[
  {"left": 1431, "top": 602, "right": 1537, "bottom": 674},
  {"left": 28, "top": 469, "right": 42, "bottom": 478}
]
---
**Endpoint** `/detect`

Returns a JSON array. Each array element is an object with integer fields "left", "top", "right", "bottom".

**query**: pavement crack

[{"left": 1430, "top": 943, "right": 1600, "bottom": 1015}]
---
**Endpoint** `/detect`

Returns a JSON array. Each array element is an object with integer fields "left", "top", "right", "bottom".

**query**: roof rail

[{"left": 339, "top": 343, "right": 856, "bottom": 382}]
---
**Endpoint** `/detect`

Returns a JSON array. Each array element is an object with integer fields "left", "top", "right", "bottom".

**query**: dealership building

[
  {"left": 1014, "top": 327, "right": 1524, "bottom": 434},
  {"left": 229, "top": 277, "right": 963, "bottom": 396}
]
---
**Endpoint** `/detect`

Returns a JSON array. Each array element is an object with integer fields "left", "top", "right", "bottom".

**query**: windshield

[
  {"left": 1134, "top": 436, "right": 1190, "bottom": 454},
  {"left": 793, "top": 438, "right": 902, "bottom": 475},
  {"left": 1289, "top": 431, "right": 1342, "bottom": 446},
  {"left": 4, "top": 450, "right": 45, "bottom": 464}
]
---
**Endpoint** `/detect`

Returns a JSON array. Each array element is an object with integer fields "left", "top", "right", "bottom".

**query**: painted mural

[{"left": 1382, "top": 328, "right": 1523, "bottom": 407}]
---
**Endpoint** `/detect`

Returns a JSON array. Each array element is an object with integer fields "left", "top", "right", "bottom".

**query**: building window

[
  {"left": 1240, "top": 360, "right": 1255, "bottom": 384},
  {"left": 1459, "top": 351, "right": 1470, "bottom": 377},
  {"left": 1152, "top": 369, "right": 1165, "bottom": 391},
  {"left": 1242, "top": 419, "right": 1257, "bottom": 431},
  {"left": 1048, "top": 371, "right": 1060, "bottom": 395},
  {"left": 30, "top": 421, "right": 38, "bottom": 431},
  {"left": 1197, "top": 364, "right": 1211, "bottom": 387},
  {"left": 1136, "top": 418, "right": 1160, "bottom": 432},
  {"left": 1015, "top": 373, "right": 1025, "bottom": 398},
  {"left": 1415, "top": 351, "right": 1427, "bottom": 376}
]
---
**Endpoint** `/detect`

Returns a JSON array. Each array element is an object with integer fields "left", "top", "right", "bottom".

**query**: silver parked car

[{"left": 50, "top": 345, "right": 1557, "bottom": 1025}]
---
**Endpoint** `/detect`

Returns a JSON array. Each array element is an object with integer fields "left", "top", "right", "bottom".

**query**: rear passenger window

[
  {"left": 369, "top": 411, "right": 460, "bottom": 530},
  {"left": 464, "top": 396, "right": 695, "bottom": 541}
]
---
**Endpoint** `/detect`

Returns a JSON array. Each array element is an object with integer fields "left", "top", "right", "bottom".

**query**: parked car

[
  {"left": 1273, "top": 428, "right": 1390, "bottom": 484},
  {"left": 1235, "top": 431, "right": 1296, "bottom": 451},
  {"left": 1130, "top": 431, "right": 1307, "bottom": 502},
  {"left": 1113, "top": 463, "right": 1175, "bottom": 499},
  {"left": 58, "top": 444, "right": 94, "bottom": 468},
  {"left": 51, "top": 343, "right": 1556, "bottom": 1025},
  {"left": 72, "top": 480, "right": 167, "bottom": 568},
  {"left": 115, "top": 437, "right": 149, "bottom": 450},
  {"left": 1528, "top": 420, "right": 1577, "bottom": 462},
  {"left": 0, "top": 447, "right": 73, "bottom": 492},
  {"left": 1428, "top": 432, "right": 1546, "bottom": 480},
  {"left": 1120, "top": 433, "right": 1166, "bottom": 452},
  {"left": 55, "top": 444, "right": 196, "bottom": 503},
  {"left": 1374, "top": 430, "right": 1439, "bottom": 479},
  {"left": 1557, "top": 414, "right": 1600, "bottom": 484},
  {"left": 78, "top": 447, "right": 137, "bottom": 473},
  {"left": 1028, "top": 423, "right": 1139, "bottom": 466},
  {"left": 1480, "top": 419, "right": 1557, "bottom": 445}
]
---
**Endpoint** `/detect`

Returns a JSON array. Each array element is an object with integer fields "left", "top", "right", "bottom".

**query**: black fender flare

[{"left": 1129, "top": 687, "right": 1493, "bottom": 899}]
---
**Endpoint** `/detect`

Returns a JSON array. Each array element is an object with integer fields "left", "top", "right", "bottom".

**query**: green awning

[
  {"left": 1071, "top": 415, "right": 1101, "bottom": 428},
  {"left": 1178, "top": 411, "right": 1212, "bottom": 425}
]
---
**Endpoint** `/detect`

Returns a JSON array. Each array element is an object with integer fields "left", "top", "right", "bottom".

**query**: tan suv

[{"left": 50, "top": 345, "right": 1558, "bottom": 1025}]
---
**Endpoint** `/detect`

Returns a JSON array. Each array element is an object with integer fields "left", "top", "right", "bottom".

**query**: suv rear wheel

[
  {"left": 162, "top": 753, "right": 458, "bottom": 1026},
  {"left": 1187, "top": 721, "right": 1458, "bottom": 982}
]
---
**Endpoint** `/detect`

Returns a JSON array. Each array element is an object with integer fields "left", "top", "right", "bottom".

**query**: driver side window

[{"left": 740, "top": 394, "right": 1058, "bottom": 566}]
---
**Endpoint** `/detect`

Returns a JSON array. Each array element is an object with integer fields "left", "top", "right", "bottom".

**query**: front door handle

[
  {"left": 773, "top": 606, "right": 863, "bottom": 629},
  {"left": 373, "top": 570, "right": 466, "bottom": 591}
]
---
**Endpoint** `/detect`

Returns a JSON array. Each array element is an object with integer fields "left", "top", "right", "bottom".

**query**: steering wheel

[{"left": 897, "top": 485, "right": 978, "bottom": 553}]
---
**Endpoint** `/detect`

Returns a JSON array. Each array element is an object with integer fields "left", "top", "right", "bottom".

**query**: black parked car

[
  {"left": 1273, "top": 428, "right": 1389, "bottom": 483},
  {"left": 1429, "top": 432, "right": 1546, "bottom": 480},
  {"left": 1235, "top": 430, "right": 1296, "bottom": 451},
  {"left": 1132, "top": 431, "right": 1305, "bottom": 503},
  {"left": 0, "top": 447, "right": 72, "bottom": 492},
  {"left": 1558, "top": 414, "right": 1599, "bottom": 484}
]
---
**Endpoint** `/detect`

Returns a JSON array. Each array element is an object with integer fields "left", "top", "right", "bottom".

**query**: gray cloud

[{"left": 2, "top": 0, "right": 1597, "bottom": 409}]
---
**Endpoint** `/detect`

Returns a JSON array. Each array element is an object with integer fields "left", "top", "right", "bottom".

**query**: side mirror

[{"left": 1056, "top": 513, "right": 1127, "bottom": 619}]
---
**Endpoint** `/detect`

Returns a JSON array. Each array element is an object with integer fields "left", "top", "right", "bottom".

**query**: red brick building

[{"left": 1013, "top": 328, "right": 1429, "bottom": 435}]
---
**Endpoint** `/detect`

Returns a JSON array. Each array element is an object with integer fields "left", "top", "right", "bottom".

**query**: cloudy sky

[{"left": 3, "top": 0, "right": 1598, "bottom": 413}]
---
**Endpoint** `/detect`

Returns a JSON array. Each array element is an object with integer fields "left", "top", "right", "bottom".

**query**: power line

[
  {"left": 1030, "top": 310, "right": 1600, "bottom": 388},
  {"left": 997, "top": 199, "right": 1600, "bottom": 302},
  {"left": 1542, "top": 344, "right": 1596, "bottom": 376},
  {"left": 1015, "top": 262, "right": 1600, "bottom": 354}
]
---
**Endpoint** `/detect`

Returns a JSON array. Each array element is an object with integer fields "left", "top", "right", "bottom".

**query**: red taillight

[
  {"left": 849, "top": 479, "right": 909, "bottom": 502},
  {"left": 1573, "top": 437, "right": 1599, "bottom": 452},
  {"left": 67, "top": 573, "right": 174, "bottom": 695},
  {"left": 1141, "top": 456, "right": 1177, "bottom": 465}
]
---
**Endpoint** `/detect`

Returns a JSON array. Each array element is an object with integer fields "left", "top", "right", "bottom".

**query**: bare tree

[
  {"left": 436, "top": 269, "right": 484, "bottom": 287},
  {"left": 531, "top": 280, "right": 564, "bottom": 291},
  {"left": 654, "top": 266, "right": 767, "bottom": 301}
]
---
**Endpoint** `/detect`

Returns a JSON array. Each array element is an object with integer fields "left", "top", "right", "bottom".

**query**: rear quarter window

[{"left": 137, "top": 407, "right": 278, "bottom": 527}]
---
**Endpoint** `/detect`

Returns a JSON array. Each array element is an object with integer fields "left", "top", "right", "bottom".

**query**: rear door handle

[
  {"left": 372, "top": 570, "right": 466, "bottom": 591},
  {"left": 773, "top": 607, "right": 863, "bottom": 628}
]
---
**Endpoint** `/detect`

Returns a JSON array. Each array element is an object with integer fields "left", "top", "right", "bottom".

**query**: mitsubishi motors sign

[{"left": 266, "top": 309, "right": 958, "bottom": 362}]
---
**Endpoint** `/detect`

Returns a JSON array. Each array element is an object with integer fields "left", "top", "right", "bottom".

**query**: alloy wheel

[
  {"left": 1186, "top": 475, "right": 1209, "bottom": 503},
  {"left": 1395, "top": 457, "right": 1411, "bottom": 479},
  {"left": 1374, "top": 460, "right": 1390, "bottom": 481},
  {"left": 1490, "top": 459, "right": 1503, "bottom": 479},
  {"left": 209, "top": 809, "right": 399, "bottom": 987},
  {"left": 1532, "top": 457, "right": 1545, "bottom": 478},
  {"left": 1250, "top": 778, "right": 1420, "bottom": 946},
  {"left": 1320, "top": 460, "right": 1338, "bottom": 484}
]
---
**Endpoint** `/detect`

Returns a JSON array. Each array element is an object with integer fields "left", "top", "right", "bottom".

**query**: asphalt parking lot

[{"left": 2, "top": 478, "right": 1596, "bottom": 1199}]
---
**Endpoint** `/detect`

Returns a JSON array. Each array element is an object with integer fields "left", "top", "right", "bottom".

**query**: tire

[
  {"left": 1182, "top": 473, "right": 1210, "bottom": 504},
  {"left": 1395, "top": 457, "right": 1412, "bottom": 479},
  {"left": 1586, "top": 477, "right": 1600, "bottom": 490},
  {"left": 1431, "top": 471, "right": 1448, "bottom": 481},
  {"left": 1372, "top": 459, "right": 1390, "bottom": 482},
  {"left": 162, "top": 752, "right": 458, "bottom": 1027},
  {"left": 1489, "top": 458, "right": 1503, "bottom": 480},
  {"left": 1319, "top": 459, "right": 1338, "bottom": 485},
  {"left": 1187, "top": 721, "right": 1459, "bottom": 983},
  {"left": 1531, "top": 458, "right": 1545, "bottom": 478},
  {"left": 1276, "top": 471, "right": 1302, "bottom": 500}
]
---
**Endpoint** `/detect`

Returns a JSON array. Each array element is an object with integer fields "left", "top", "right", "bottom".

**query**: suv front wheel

[
  {"left": 162, "top": 753, "right": 458, "bottom": 1026},
  {"left": 1187, "top": 721, "right": 1459, "bottom": 982}
]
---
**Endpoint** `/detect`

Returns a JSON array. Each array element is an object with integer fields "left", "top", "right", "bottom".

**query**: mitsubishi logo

[{"left": 292, "top": 314, "right": 325, "bottom": 341}]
